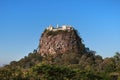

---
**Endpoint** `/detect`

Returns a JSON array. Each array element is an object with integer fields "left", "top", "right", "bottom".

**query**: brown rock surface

[{"left": 38, "top": 27, "right": 86, "bottom": 56}]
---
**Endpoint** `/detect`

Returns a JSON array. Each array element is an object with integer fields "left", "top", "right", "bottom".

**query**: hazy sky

[{"left": 0, "top": 0, "right": 120, "bottom": 66}]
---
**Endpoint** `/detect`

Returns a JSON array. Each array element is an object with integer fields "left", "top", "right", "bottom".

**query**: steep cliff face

[{"left": 38, "top": 26, "right": 86, "bottom": 56}]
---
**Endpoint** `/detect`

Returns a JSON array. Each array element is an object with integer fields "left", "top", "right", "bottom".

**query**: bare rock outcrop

[{"left": 38, "top": 25, "right": 86, "bottom": 56}]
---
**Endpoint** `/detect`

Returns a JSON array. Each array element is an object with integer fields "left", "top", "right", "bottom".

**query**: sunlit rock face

[{"left": 38, "top": 25, "right": 86, "bottom": 56}]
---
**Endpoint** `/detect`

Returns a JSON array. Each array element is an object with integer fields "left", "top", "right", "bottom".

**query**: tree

[{"left": 113, "top": 52, "right": 120, "bottom": 71}]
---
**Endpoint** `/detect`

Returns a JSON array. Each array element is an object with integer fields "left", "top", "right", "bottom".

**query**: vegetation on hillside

[{"left": 0, "top": 49, "right": 120, "bottom": 80}]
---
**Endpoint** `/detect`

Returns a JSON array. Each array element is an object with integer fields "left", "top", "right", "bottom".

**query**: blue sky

[{"left": 0, "top": 0, "right": 120, "bottom": 66}]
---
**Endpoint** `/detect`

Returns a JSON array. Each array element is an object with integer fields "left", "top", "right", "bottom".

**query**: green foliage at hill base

[{"left": 0, "top": 50, "right": 120, "bottom": 80}]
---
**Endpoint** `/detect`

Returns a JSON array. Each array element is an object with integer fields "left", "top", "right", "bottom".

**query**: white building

[{"left": 46, "top": 25, "right": 73, "bottom": 31}]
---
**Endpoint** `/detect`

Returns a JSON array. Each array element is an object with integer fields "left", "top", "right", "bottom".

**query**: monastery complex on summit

[{"left": 46, "top": 25, "right": 73, "bottom": 31}]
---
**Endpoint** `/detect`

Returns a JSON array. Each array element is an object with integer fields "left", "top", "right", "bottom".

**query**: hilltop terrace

[{"left": 46, "top": 25, "right": 73, "bottom": 31}]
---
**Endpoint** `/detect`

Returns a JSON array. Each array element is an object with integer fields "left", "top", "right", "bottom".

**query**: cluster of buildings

[{"left": 46, "top": 25, "right": 73, "bottom": 31}]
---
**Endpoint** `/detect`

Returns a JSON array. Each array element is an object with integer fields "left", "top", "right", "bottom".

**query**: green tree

[{"left": 114, "top": 52, "right": 120, "bottom": 71}]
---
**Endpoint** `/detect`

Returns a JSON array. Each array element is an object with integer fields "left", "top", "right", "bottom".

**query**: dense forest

[{"left": 0, "top": 49, "right": 120, "bottom": 80}]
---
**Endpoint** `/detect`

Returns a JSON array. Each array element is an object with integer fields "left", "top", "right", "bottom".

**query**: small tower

[
  {"left": 47, "top": 25, "right": 53, "bottom": 31},
  {"left": 49, "top": 26, "right": 53, "bottom": 31},
  {"left": 56, "top": 24, "right": 59, "bottom": 28},
  {"left": 62, "top": 25, "right": 67, "bottom": 30}
]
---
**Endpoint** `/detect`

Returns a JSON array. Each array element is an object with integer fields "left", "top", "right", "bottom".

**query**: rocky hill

[
  {"left": 0, "top": 25, "right": 120, "bottom": 79},
  {"left": 38, "top": 25, "right": 86, "bottom": 56}
]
